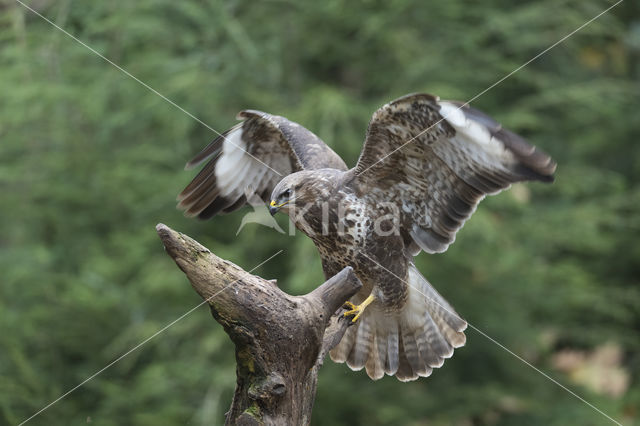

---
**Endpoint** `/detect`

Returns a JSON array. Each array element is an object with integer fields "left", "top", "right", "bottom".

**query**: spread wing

[
  {"left": 352, "top": 93, "right": 557, "bottom": 254},
  {"left": 178, "top": 110, "right": 347, "bottom": 219}
]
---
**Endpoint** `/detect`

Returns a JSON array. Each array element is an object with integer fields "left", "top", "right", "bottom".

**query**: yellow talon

[
  {"left": 343, "top": 301, "right": 357, "bottom": 310},
  {"left": 343, "top": 295, "right": 375, "bottom": 323}
]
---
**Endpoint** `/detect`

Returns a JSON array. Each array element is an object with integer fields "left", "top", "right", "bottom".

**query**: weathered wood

[{"left": 156, "top": 224, "right": 362, "bottom": 426}]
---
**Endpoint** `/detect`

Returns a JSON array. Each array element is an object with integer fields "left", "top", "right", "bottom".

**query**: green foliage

[{"left": 1, "top": 0, "right": 638, "bottom": 425}]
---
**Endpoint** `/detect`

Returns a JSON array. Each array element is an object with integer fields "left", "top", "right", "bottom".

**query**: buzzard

[{"left": 177, "top": 93, "right": 556, "bottom": 381}]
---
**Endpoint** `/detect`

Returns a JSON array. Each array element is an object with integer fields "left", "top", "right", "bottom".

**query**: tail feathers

[
  {"left": 347, "top": 314, "right": 373, "bottom": 368},
  {"left": 384, "top": 326, "right": 399, "bottom": 376},
  {"left": 329, "top": 264, "right": 467, "bottom": 382}
]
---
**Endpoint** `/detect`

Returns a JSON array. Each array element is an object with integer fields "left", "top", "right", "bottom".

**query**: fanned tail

[{"left": 329, "top": 263, "right": 467, "bottom": 381}]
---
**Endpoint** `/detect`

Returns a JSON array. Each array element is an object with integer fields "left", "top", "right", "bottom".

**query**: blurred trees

[{"left": 0, "top": 0, "right": 638, "bottom": 425}]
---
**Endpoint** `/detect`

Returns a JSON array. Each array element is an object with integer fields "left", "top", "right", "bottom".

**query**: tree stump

[{"left": 156, "top": 224, "right": 362, "bottom": 426}]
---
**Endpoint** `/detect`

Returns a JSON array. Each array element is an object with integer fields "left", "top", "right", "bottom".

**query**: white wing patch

[
  {"left": 438, "top": 101, "right": 515, "bottom": 162},
  {"left": 215, "top": 127, "right": 250, "bottom": 192},
  {"left": 214, "top": 127, "right": 289, "bottom": 201}
]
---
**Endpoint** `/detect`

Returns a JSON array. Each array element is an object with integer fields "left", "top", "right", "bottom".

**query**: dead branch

[{"left": 156, "top": 224, "right": 362, "bottom": 425}]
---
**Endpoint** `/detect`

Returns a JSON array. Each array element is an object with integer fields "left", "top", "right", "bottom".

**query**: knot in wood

[{"left": 248, "top": 372, "right": 286, "bottom": 402}]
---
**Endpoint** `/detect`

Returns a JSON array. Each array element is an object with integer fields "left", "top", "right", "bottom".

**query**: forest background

[{"left": 1, "top": 0, "right": 639, "bottom": 425}]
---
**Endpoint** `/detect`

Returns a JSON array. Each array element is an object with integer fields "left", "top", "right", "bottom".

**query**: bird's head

[
  {"left": 269, "top": 173, "right": 303, "bottom": 216},
  {"left": 269, "top": 170, "right": 331, "bottom": 216}
]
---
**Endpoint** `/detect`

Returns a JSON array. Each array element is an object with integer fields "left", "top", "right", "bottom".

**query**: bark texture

[{"left": 156, "top": 224, "right": 362, "bottom": 426}]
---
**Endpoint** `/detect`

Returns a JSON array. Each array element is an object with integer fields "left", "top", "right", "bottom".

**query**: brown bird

[{"left": 177, "top": 93, "right": 556, "bottom": 381}]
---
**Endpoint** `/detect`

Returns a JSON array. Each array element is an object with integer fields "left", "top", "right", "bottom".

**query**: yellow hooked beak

[{"left": 269, "top": 200, "right": 288, "bottom": 215}]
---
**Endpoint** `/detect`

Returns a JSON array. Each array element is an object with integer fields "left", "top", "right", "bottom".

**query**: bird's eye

[{"left": 282, "top": 189, "right": 291, "bottom": 198}]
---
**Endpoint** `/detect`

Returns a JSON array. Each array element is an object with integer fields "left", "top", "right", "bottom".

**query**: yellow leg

[{"left": 343, "top": 294, "right": 376, "bottom": 323}]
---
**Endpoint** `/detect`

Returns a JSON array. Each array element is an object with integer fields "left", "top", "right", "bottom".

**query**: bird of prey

[{"left": 177, "top": 93, "right": 556, "bottom": 381}]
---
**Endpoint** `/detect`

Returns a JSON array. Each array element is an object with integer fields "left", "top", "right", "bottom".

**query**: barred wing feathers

[
  {"left": 178, "top": 110, "right": 347, "bottom": 219},
  {"left": 353, "top": 93, "right": 556, "bottom": 254}
]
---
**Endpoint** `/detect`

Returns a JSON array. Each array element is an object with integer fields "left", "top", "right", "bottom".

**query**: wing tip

[
  {"left": 184, "top": 158, "right": 205, "bottom": 171},
  {"left": 441, "top": 100, "right": 558, "bottom": 183},
  {"left": 496, "top": 126, "right": 557, "bottom": 183}
]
